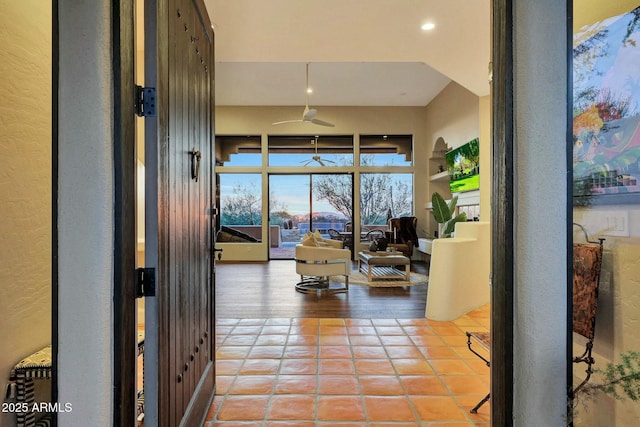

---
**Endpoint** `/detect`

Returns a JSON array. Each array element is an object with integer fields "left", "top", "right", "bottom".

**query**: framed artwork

[{"left": 573, "top": 7, "right": 640, "bottom": 205}]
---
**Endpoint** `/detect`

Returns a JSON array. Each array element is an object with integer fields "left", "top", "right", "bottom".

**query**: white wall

[
  {"left": 479, "top": 95, "right": 491, "bottom": 221},
  {"left": 58, "top": 1, "right": 114, "bottom": 425},
  {"left": 423, "top": 82, "right": 483, "bottom": 234},
  {"left": 513, "top": 0, "right": 568, "bottom": 424},
  {"left": 0, "top": 3, "right": 52, "bottom": 426}
]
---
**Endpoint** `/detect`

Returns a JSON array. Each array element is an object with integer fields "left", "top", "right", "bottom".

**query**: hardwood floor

[{"left": 215, "top": 260, "right": 429, "bottom": 318}]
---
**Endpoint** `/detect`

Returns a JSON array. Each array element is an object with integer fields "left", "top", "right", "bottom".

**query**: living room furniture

[
  {"left": 463, "top": 224, "right": 605, "bottom": 413},
  {"left": 387, "top": 217, "right": 418, "bottom": 258},
  {"left": 358, "top": 251, "right": 410, "bottom": 282},
  {"left": 6, "top": 334, "right": 147, "bottom": 427},
  {"left": 425, "top": 221, "right": 490, "bottom": 321},
  {"left": 358, "top": 229, "right": 386, "bottom": 253},
  {"left": 295, "top": 239, "right": 351, "bottom": 293},
  {"left": 465, "top": 331, "right": 491, "bottom": 413},
  {"left": 572, "top": 224, "right": 604, "bottom": 395}
]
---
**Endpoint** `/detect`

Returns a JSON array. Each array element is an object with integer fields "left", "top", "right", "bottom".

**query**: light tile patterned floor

[{"left": 205, "top": 304, "right": 491, "bottom": 426}]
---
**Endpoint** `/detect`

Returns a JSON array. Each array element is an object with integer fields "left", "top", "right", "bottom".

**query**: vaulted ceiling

[{"left": 204, "top": 0, "right": 491, "bottom": 107}]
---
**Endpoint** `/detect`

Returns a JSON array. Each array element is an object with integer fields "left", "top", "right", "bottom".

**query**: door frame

[
  {"left": 84, "top": 0, "right": 522, "bottom": 424},
  {"left": 491, "top": 0, "right": 515, "bottom": 424},
  {"left": 112, "top": 0, "right": 137, "bottom": 425},
  {"left": 53, "top": 0, "right": 139, "bottom": 424}
]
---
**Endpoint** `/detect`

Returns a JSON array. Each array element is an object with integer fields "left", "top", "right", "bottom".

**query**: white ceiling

[{"left": 205, "top": 0, "right": 491, "bottom": 107}]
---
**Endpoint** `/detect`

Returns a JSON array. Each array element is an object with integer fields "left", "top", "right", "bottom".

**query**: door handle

[
  {"left": 212, "top": 246, "right": 223, "bottom": 261},
  {"left": 189, "top": 149, "right": 201, "bottom": 182}
]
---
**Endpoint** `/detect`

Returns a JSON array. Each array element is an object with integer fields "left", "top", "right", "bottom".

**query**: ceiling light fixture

[
  {"left": 421, "top": 22, "right": 435, "bottom": 31},
  {"left": 306, "top": 87, "right": 313, "bottom": 94}
]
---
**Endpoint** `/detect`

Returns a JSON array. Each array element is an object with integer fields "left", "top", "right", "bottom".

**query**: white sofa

[
  {"left": 425, "top": 221, "right": 490, "bottom": 321},
  {"left": 295, "top": 238, "right": 351, "bottom": 293}
]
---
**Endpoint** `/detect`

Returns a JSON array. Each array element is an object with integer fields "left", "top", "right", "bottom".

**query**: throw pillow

[
  {"left": 301, "top": 233, "right": 318, "bottom": 246},
  {"left": 313, "top": 230, "right": 323, "bottom": 242}
]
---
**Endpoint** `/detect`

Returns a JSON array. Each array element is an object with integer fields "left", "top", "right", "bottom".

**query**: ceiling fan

[
  {"left": 272, "top": 64, "right": 335, "bottom": 127},
  {"left": 301, "top": 136, "right": 335, "bottom": 166}
]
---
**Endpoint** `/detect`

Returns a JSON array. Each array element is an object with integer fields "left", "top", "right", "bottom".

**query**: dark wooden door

[{"left": 144, "top": 0, "right": 215, "bottom": 425}]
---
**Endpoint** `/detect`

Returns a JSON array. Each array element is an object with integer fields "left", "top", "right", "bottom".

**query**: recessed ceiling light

[
  {"left": 306, "top": 87, "right": 313, "bottom": 94},
  {"left": 421, "top": 22, "right": 435, "bottom": 31}
]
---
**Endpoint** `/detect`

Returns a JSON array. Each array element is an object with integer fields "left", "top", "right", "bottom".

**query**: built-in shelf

[
  {"left": 425, "top": 190, "right": 480, "bottom": 209},
  {"left": 429, "top": 171, "right": 449, "bottom": 182}
]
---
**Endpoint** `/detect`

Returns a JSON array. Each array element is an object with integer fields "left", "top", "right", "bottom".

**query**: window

[
  {"left": 216, "top": 136, "right": 261, "bottom": 167},
  {"left": 360, "top": 135, "right": 413, "bottom": 166},
  {"left": 218, "top": 173, "right": 262, "bottom": 242},
  {"left": 268, "top": 135, "right": 354, "bottom": 166},
  {"left": 360, "top": 173, "right": 413, "bottom": 228}
]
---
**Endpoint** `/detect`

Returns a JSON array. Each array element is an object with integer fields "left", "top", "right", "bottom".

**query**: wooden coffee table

[{"left": 357, "top": 251, "right": 410, "bottom": 282}]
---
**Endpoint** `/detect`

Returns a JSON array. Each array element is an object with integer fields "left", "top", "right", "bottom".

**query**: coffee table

[{"left": 357, "top": 251, "right": 410, "bottom": 282}]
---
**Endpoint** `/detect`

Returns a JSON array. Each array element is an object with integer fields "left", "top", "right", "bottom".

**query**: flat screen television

[{"left": 445, "top": 138, "right": 480, "bottom": 193}]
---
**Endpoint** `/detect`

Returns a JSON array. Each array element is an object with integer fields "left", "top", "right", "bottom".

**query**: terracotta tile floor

[{"left": 204, "top": 304, "right": 491, "bottom": 426}]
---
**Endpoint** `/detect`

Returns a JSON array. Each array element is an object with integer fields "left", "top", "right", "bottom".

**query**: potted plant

[{"left": 430, "top": 192, "right": 467, "bottom": 238}]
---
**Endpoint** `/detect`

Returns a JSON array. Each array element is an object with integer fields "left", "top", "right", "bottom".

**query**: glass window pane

[
  {"left": 268, "top": 135, "right": 354, "bottom": 166},
  {"left": 218, "top": 173, "right": 262, "bottom": 242},
  {"left": 360, "top": 173, "right": 413, "bottom": 229},
  {"left": 360, "top": 135, "right": 413, "bottom": 166},
  {"left": 216, "top": 136, "right": 261, "bottom": 167}
]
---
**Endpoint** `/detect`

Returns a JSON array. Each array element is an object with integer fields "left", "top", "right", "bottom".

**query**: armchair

[
  {"left": 295, "top": 233, "right": 350, "bottom": 294},
  {"left": 387, "top": 217, "right": 418, "bottom": 258}
]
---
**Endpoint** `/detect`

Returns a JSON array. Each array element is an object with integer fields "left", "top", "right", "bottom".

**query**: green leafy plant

[
  {"left": 579, "top": 350, "right": 640, "bottom": 401},
  {"left": 570, "top": 350, "right": 640, "bottom": 424},
  {"left": 430, "top": 192, "right": 467, "bottom": 238}
]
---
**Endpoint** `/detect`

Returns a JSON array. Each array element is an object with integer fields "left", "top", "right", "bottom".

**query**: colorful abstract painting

[{"left": 573, "top": 7, "right": 640, "bottom": 201}]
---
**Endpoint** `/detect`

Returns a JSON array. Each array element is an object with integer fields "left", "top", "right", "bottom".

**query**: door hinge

[
  {"left": 136, "top": 267, "right": 156, "bottom": 298},
  {"left": 135, "top": 85, "right": 156, "bottom": 117}
]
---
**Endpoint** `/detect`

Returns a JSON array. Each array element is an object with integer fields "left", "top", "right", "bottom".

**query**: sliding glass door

[{"left": 269, "top": 174, "right": 353, "bottom": 259}]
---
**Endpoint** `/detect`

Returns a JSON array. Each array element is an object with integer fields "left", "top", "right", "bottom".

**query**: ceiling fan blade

[
  {"left": 310, "top": 118, "right": 335, "bottom": 127},
  {"left": 303, "top": 108, "right": 317, "bottom": 121},
  {"left": 272, "top": 119, "right": 303, "bottom": 125}
]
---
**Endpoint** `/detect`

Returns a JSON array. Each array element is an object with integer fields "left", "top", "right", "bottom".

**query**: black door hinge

[
  {"left": 135, "top": 85, "right": 156, "bottom": 117},
  {"left": 136, "top": 267, "right": 156, "bottom": 298}
]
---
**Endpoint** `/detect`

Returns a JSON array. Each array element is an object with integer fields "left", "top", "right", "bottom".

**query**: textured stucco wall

[
  {"left": 424, "top": 82, "right": 481, "bottom": 154},
  {"left": 479, "top": 95, "right": 491, "bottom": 221},
  {"left": 0, "top": 3, "right": 52, "bottom": 427},
  {"left": 58, "top": 0, "right": 114, "bottom": 425},
  {"left": 513, "top": 0, "right": 568, "bottom": 425},
  {"left": 423, "top": 82, "right": 482, "bottom": 233}
]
